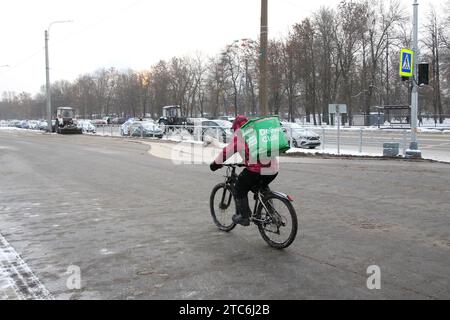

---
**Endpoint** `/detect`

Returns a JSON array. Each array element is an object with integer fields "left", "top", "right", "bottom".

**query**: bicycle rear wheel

[
  {"left": 210, "top": 183, "right": 237, "bottom": 232},
  {"left": 256, "top": 193, "right": 298, "bottom": 249}
]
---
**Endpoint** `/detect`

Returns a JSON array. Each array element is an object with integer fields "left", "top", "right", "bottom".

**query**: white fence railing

[
  {"left": 1, "top": 121, "right": 446, "bottom": 161},
  {"left": 93, "top": 124, "right": 417, "bottom": 157}
]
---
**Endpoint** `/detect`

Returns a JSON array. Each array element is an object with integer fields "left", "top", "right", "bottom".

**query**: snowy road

[{"left": 0, "top": 131, "right": 449, "bottom": 299}]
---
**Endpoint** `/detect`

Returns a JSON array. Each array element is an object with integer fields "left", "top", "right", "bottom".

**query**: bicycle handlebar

[{"left": 222, "top": 164, "right": 246, "bottom": 168}]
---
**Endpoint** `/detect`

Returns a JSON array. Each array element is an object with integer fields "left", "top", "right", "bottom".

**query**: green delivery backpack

[{"left": 240, "top": 116, "right": 290, "bottom": 159}]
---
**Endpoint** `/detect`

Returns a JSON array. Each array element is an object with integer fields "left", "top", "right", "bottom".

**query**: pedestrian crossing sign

[{"left": 400, "top": 49, "right": 414, "bottom": 77}]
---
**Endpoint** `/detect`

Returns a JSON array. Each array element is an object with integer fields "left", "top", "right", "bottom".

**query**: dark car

[
  {"left": 128, "top": 121, "right": 163, "bottom": 138},
  {"left": 200, "top": 120, "right": 233, "bottom": 143},
  {"left": 112, "top": 117, "right": 128, "bottom": 125}
]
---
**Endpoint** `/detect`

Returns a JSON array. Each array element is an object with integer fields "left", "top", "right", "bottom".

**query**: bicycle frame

[{"left": 221, "top": 165, "right": 274, "bottom": 225}]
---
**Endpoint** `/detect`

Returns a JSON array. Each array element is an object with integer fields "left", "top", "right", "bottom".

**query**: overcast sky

[{"left": 0, "top": 0, "right": 446, "bottom": 95}]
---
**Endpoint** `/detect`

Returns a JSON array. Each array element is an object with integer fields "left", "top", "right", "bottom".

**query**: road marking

[{"left": 0, "top": 233, "right": 53, "bottom": 300}]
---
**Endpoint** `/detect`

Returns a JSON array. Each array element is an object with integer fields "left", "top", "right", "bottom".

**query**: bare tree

[{"left": 422, "top": 6, "right": 446, "bottom": 123}]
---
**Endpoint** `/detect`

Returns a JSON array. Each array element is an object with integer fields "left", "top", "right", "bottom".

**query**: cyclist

[{"left": 210, "top": 115, "right": 279, "bottom": 226}]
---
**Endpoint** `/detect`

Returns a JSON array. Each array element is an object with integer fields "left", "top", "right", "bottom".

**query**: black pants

[{"left": 235, "top": 169, "right": 278, "bottom": 217}]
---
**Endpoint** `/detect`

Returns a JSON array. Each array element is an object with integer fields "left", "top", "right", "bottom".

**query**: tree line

[{"left": 1, "top": 0, "right": 449, "bottom": 125}]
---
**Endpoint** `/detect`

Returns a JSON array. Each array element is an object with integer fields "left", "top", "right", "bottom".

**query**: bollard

[
  {"left": 383, "top": 142, "right": 400, "bottom": 157},
  {"left": 322, "top": 128, "right": 326, "bottom": 151},
  {"left": 359, "top": 128, "right": 363, "bottom": 153},
  {"left": 290, "top": 127, "right": 293, "bottom": 148},
  {"left": 402, "top": 130, "right": 407, "bottom": 156}
]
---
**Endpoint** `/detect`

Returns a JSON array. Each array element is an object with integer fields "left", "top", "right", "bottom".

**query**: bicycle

[{"left": 210, "top": 164, "right": 298, "bottom": 249}]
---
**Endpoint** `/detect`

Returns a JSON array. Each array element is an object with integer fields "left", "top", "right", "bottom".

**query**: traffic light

[{"left": 418, "top": 63, "right": 429, "bottom": 85}]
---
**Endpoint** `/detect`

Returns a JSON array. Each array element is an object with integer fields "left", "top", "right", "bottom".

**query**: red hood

[{"left": 232, "top": 115, "right": 248, "bottom": 131}]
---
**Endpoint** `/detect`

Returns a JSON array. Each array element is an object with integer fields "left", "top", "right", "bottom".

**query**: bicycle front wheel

[
  {"left": 210, "top": 183, "right": 237, "bottom": 232},
  {"left": 256, "top": 193, "right": 298, "bottom": 249}
]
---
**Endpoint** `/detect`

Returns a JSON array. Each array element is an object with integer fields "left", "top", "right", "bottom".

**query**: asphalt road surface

[{"left": 0, "top": 130, "right": 449, "bottom": 299}]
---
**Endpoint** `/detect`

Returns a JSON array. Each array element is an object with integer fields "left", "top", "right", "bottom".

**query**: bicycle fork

[{"left": 219, "top": 186, "right": 233, "bottom": 210}]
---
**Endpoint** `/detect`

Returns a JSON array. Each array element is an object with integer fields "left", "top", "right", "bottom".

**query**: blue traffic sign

[{"left": 400, "top": 49, "right": 414, "bottom": 77}]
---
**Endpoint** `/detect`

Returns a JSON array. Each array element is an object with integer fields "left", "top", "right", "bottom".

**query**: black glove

[{"left": 210, "top": 162, "right": 223, "bottom": 172}]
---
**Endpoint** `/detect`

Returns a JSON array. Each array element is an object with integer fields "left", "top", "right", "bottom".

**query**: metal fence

[
  {"left": 92, "top": 124, "right": 417, "bottom": 157},
  {"left": 94, "top": 124, "right": 231, "bottom": 143},
  {"left": 0, "top": 120, "right": 447, "bottom": 161},
  {"left": 296, "top": 114, "right": 450, "bottom": 129},
  {"left": 311, "top": 128, "right": 411, "bottom": 156}
]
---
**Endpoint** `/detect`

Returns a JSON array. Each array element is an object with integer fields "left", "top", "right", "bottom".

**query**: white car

[
  {"left": 281, "top": 122, "right": 321, "bottom": 149},
  {"left": 77, "top": 120, "right": 97, "bottom": 133},
  {"left": 27, "top": 120, "right": 40, "bottom": 130},
  {"left": 120, "top": 118, "right": 135, "bottom": 136}
]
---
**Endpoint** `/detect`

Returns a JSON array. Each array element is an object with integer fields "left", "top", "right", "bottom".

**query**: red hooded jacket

[{"left": 214, "top": 115, "right": 279, "bottom": 174}]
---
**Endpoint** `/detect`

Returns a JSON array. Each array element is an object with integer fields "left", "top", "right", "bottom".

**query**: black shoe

[{"left": 232, "top": 214, "right": 250, "bottom": 226}]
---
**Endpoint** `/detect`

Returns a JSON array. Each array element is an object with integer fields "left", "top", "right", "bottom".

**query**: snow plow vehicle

[{"left": 54, "top": 107, "right": 83, "bottom": 134}]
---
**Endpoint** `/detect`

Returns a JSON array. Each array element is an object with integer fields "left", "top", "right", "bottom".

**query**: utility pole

[
  {"left": 386, "top": 32, "right": 390, "bottom": 104},
  {"left": 45, "top": 20, "right": 73, "bottom": 133},
  {"left": 408, "top": 0, "right": 421, "bottom": 157},
  {"left": 45, "top": 30, "right": 51, "bottom": 132},
  {"left": 259, "top": 0, "right": 268, "bottom": 117}
]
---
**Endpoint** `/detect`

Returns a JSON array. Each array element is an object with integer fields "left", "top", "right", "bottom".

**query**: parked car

[
  {"left": 8, "top": 120, "right": 22, "bottom": 128},
  {"left": 120, "top": 118, "right": 135, "bottom": 136},
  {"left": 38, "top": 120, "right": 49, "bottom": 131},
  {"left": 77, "top": 120, "right": 97, "bottom": 134},
  {"left": 200, "top": 119, "right": 233, "bottom": 143},
  {"left": 91, "top": 119, "right": 108, "bottom": 126},
  {"left": 281, "top": 122, "right": 321, "bottom": 149},
  {"left": 218, "top": 116, "right": 236, "bottom": 123},
  {"left": 129, "top": 121, "right": 163, "bottom": 138},
  {"left": 112, "top": 117, "right": 128, "bottom": 125},
  {"left": 27, "top": 120, "right": 40, "bottom": 130}
]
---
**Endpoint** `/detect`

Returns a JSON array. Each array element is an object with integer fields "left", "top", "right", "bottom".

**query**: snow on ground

[
  {"left": 0, "top": 263, "right": 19, "bottom": 300},
  {"left": 286, "top": 146, "right": 450, "bottom": 163},
  {"left": 286, "top": 147, "right": 380, "bottom": 158},
  {"left": 0, "top": 233, "right": 53, "bottom": 300},
  {"left": 0, "top": 127, "right": 45, "bottom": 134}
]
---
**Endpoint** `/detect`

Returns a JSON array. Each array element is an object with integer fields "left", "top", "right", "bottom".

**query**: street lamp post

[
  {"left": 260, "top": 0, "right": 268, "bottom": 117},
  {"left": 409, "top": 0, "right": 421, "bottom": 157},
  {"left": 45, "top": 20, "right": 73, "bottom": 132}
]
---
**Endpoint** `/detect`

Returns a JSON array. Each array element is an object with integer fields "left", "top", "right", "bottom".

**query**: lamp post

[
  {"left": 409, "top": 0, "right": 421, "bottom": 157},
  {"left": 45, "top": 20, "right": 73, "bottom": 132},
  {"left": 260, "top": 0, "right": 269, "bottom": 117}
]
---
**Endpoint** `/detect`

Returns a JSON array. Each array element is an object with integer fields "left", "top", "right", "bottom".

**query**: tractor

[
  {"left": 54, "top": 107, "right": 83, "bottom": 134},
  {"left": 158, "top": 105, "right": 190, "bottom": 133}
]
